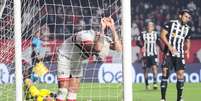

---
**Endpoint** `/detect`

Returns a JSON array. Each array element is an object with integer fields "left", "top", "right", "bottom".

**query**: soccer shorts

[
  {"left": 57, "top": 53, "right": 83, "bottom": 79},
  {"left": 142, "top": 55, "right": 158, "bottom": 68},
  {"left": 162, "top": 55, "right": 185, "bottom": 71}
]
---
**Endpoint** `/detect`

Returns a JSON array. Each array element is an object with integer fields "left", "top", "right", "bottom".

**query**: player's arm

[
  {"left": 185, "top": 39, "right": 190, "bottom": 52},
  {"left": 106, "top": 17, "right": 122, "bottom": 51},
  {"left": 160, "top": 29, "right": 169, "bottom": 48},
  {"left": 184, "top": 30, "right": 191, "bottom": 59},
  {"left": 156, "top": 32, "right": 164, "bottom": 51},
  {"left": 93, "top": 18, "right": 108, "bottom": 52},
  {"left": 184, "top": 38, "right": 191, "bottom": 59},
  {"left": 160, "top": 22, "right": 177, "bottom": 54},
  {"left": 136, "top": 34, "right": 143, "bottom": 48}
]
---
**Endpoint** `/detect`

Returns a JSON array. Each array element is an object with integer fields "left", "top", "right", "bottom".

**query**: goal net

[{"left": 0, "top": 0, "right": 127, "bottom": 101}]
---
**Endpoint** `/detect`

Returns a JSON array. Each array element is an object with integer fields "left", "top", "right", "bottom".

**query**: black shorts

[
  {"left": 31, "top": 50, "right": 40, "bottom": 65},
  {"left": 142, "top": 56, "right": 158, "bottom": 68},
  {"left": 162, "top": 55, "right": 185, "bottom": 71}
]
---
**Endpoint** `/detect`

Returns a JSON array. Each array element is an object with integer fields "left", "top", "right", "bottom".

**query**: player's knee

[
  {"left": 162, "top": 72, "right": 169, "bottom": 80},
  {"left": 68, "top": 85, "right": 80, "bottom": 93},
  {"left": 176, "top": 69, "right": 184, "bottom": 79},
  {"left": 177, "top": 73, "right": 184, "bottom": 80},
  {"left": 162, "top": 68, "right": 169, "bottom": 77},
  {"left": 152, "top": 65, "right": 157, "bottom": 69},
  {"left": 58, "top": 77, "right": 70, "bottom": 88},
  {"left": 68, "top": 77, "right": 80, "bottom": 92},
  {"left": 69, "top": 85, "right": 80, "bottom": 93}
]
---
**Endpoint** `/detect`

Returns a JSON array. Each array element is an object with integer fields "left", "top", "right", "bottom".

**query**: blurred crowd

[
  {"left": 1, "top": 0, "right": 201, "bottom": 39},
  {"left": 1, "top": 0, "right": 201, "bottom": 64},
  {"left": 37, "top": 0, "right": 201, "bottom": 39},
  {"left": 131, "top": 0, "right": 201, "bottom": 39}
]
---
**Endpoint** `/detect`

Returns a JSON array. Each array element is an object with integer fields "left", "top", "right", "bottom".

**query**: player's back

[{"left": 58, "top": 30, "right": 96, "bottom": 61}]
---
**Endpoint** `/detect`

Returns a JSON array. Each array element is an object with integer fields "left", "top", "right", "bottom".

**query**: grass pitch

[{"left": 0, "top": 83, "right": 201, "bottom": 101}]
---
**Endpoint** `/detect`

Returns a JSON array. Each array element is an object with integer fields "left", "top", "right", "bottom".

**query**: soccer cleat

[
  {"left": 160, "top": 99, "right": 166, "bottom": 101},
  {"left": 146, "top": 85, "right": 151, "bottom": 90},
  {"left": 177, "top": 99, "right": 184, "bottom": 101},
  {"left": 153, "top": 84, "right": 158, "bottom": 90}
]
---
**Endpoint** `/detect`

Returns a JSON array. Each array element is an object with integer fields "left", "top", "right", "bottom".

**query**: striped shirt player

[
  {"left": 137, "top": 30, "right": 161, "bottom": 68},
  {"left": 139, "top": 31, "right": 160, "bottom": 57},
  {"left": 136, "top": 21, "right": 162, "bottom": 90},
  {"left": 160, "top": 9, "right": 192, "bottom": 101},
  {"left": 162, "top": 20, "right": 191, "bottom": 70}
]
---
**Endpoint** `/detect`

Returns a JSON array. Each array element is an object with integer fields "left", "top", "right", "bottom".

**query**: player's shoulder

[
  {"left": 170, "top": 19, "right": 178, "bottom": 23},
  {"left": 153, "top": 31, "right": 159, "bottom": 35},
  {"left": 141, "top": 31, "right": 147, "bottom": 34},
  {"left": 185, "top": 23, "right": 191, "bottom": 29},
  {"left": 162, "top": 20, "right": 176, "bottom": 29},
  {"left": 76, "top": 29, "right": 96, "bottom": 41},
  {"left": 77, "top": 30, "right": 96, "bottom": 35},
  {"left": 164, "top": 19, "right": 177, "bottom": 25}
]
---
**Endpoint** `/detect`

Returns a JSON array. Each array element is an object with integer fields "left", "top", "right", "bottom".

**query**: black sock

[
  {"left": 153, "top": 77, "right": 157, "bottom": 84},
  {"left": 177, "top": 79, "right": 184, "bottom": 101},
  {"left": 160, "top": 76, "right": 168, "bottom": 100},
  {"left": 145, "top": 78, "right": 149, "bottom": 86}
]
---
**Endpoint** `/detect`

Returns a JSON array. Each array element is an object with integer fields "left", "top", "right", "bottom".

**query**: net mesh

[{"left": 0, "top": 0, "right": 122, "bottom": 100}]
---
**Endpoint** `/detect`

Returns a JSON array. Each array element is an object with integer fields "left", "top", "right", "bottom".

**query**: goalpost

[
  {"left": 0, "top": 0, "right": 6, "bottom": 18},
  {"left": 0, "top": 0, "right": 133, "bottom": 100},
  {"left": 14, "top": 0, "right": 23, "bottom": 101},
  {"left": 121, "top": 0, "right": 133, "bottom": 100}
]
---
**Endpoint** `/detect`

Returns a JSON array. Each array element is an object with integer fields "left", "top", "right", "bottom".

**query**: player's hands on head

[
  {"left": 101, "top": 17, "right": 116, "bottom": 31},
  {"left": 101, "top": 17, "right": 107, "bottom": 31},
  {"left": 105, "top": 17, "right": 115, "bottom": 30}
]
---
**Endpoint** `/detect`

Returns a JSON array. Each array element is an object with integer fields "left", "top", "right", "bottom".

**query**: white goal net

[{"left": 0, "top": 0, "right": 127, "bottom": 101}]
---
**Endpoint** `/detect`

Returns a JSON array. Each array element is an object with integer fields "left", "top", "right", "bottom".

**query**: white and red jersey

[{"left": 58, "top": 30, "right": 111, "bottom": 60}]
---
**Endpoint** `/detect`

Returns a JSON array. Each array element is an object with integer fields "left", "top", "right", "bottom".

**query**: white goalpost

[
  {"left": 121, "top": 0, "right": 133, "bottom": 100},
  {"left": 0, "top": 0, "right": 6, "bottom": 18},
  {"left": 13, "top": 0, "right": 23, "bottom": 101},
  {"left": 0, "top": 0, "right": 133, "bottom": 101}
]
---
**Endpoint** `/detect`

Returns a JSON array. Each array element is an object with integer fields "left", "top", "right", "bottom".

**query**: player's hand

[
  {"left": 101, "top": 17, "right": 107, "bottom": 31},
  {"left": 141, "top": 47, "right": 146, "bottom": 53},
  {"left": 168, "top": 45, "right": 177, "bottom": 55},
  {"left": 105, "top": 17, "right": 115, "bottom": 31}
]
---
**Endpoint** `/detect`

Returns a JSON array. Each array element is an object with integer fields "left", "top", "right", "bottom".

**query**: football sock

[
  {"left": 160, "top": 76, "right": 168, "bottom": 100},
  {"left": 153, "top": 77, "right": 157, "bottom": 84},
  {"left": 177, "top": 79, "right": 184, "bottom": 101},
  {"left": 145, "top": 78, "right": 149, "bottom": 86}
]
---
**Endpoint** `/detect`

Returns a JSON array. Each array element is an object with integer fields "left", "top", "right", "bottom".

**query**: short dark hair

[
  {"left": 179, "top": 9, "right": 192, "bottom": 16},
  {"left": 145, "top": 19, "right": 154, "bottom": 26}
]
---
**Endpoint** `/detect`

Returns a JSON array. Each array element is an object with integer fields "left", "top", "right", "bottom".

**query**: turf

[{"left": 0, "top": 83, "right": 201, "bottom": 101}]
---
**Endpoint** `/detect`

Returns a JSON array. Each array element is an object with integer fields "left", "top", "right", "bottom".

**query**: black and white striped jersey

[
  {"left": 137, "top": 31, "right": 160, "bottom": 57},
  {"left": 163, "top": 20, "right": 191, "bottom": 58}
]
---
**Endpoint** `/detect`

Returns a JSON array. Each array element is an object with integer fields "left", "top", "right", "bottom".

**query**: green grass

[
  {"left": 0, "top": 83, "right": 201, "bottom": 101},
  {"left": 133, "top": 83, "right": 201, "bottom": 101}
]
